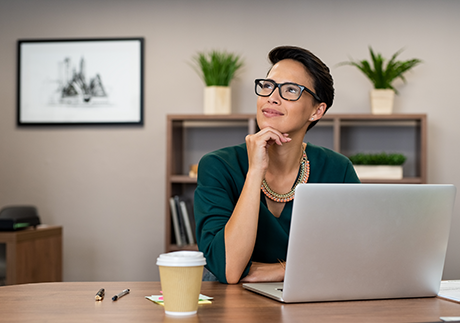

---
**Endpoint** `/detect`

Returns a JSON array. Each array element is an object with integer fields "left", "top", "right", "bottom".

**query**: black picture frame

[{"left": 17, "top": 37, "right": 144, "bottom": 126}]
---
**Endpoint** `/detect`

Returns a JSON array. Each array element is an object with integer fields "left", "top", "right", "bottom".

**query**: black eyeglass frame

[{"left": 254, "top": 78, "right": 322, "bottom": 102}]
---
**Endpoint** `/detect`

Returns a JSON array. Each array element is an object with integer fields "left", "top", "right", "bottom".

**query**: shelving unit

[{"left": 165, "top": 113, "right": 427, "bottom": 252}]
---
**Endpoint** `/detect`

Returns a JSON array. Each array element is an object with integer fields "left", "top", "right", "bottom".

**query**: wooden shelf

[
  {"left": 361, "top": 177, "right": 424, "bottom": 184},
  {"left": 165, "top": 114, "right": 427, "bottom": 252},
  {"left": 170, "top": 175, "right": 197, "bottom": 183}
]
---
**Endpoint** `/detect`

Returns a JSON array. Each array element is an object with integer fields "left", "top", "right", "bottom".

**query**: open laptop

[{"left": 243, "top": 184, "right": 456, "bottom": 303}]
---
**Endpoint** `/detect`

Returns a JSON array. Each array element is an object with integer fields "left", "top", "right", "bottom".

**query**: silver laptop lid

[{"left": 282, "top": 184, "right": 456, "bottom": 303}]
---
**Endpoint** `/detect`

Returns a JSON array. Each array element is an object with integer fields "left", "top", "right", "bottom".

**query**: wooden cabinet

[
  {"left": 0, "top": 225, "right": 62, "bottom": 285},
  {"left": 165, "top": 114, "right": 427, "bottom": 252}
]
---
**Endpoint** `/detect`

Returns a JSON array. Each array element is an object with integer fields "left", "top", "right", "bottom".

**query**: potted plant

[
  {"left": 348, "top": 152, "right": 407, "bottom": 180},
  {"left": 340, "top": 47, "right": 422, "bottom": 114},
  {"left": 192, "top": 50, "right": 243, "bottom": 115}
]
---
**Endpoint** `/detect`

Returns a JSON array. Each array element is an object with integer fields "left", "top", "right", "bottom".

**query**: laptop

[{"left": 243, "top": 183, "right": 456, "bottom": 303}]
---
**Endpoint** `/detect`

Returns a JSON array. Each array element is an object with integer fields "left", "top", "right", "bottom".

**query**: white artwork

[{"left": 18, "top": 38, "right": 144, "bottom": 125}]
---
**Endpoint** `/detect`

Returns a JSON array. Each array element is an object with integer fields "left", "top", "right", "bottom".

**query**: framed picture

[{"left": 17, "top": 38, "right": 144, "bottom": 125}]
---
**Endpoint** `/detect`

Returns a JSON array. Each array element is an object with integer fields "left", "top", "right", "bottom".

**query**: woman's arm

[
  {"left": 224, "top": 128, "right": 290, "bottom": 284},
  {"left": 223, "top": 168, "right": 263, "bottom": 283}
]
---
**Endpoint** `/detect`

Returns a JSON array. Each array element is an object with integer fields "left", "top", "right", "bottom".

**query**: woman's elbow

[
  {"left": 225, "top": 268, "right": 242, "bottom": 284},
  {"left": 226, "top": 276, "right": 240, "bottom": 284}
]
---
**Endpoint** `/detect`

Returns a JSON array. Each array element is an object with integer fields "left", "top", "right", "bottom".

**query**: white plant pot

[
  {"left": 204, "top": 86, "right": 231, "bottom": 115},
  {"left": 353, "top": 165, "right": 403, "bottom": 180},
  {"left": 370, "top": 89, "right": 395, "bottom": 115}
]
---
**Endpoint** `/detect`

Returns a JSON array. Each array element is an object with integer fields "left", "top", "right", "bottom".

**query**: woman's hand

[
  {"left": 240, "top": 262, "right": 285, "bottom": 283},
  {"left": 245, "top": 127, "right": 291, "bottom": 178}
]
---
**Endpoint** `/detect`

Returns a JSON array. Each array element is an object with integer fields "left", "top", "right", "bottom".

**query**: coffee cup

[{"left": 156, "top": 251, "right": 206, "bottom": 316}]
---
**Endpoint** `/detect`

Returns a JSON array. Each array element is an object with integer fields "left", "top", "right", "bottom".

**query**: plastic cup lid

[{"left": 156, "top": 251, "right": 206, "bottom": 267}]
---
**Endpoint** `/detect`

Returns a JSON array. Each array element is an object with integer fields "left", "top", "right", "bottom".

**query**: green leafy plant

[
  {"left": 349, "top": 152, "right": 407, "bottom": 166},
  {"left": 339, "top": 47, "right": 422, "bottom": 94},
  {"left": 192, "top": 50, "right": 243, "bottom": 86}
]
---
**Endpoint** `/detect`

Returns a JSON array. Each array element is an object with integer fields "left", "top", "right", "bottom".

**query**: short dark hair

[{"left": 268, "top": 46, "right": 334, "bottom": 131}]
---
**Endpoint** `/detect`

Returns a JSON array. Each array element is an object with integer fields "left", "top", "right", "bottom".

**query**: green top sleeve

[{"left": 194, "top": 143, "right": 360, "bottom": 283}]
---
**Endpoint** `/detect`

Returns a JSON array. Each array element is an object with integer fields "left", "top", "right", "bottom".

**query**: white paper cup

[{"left": 156, "top": 251, "right": 206, "bottom": 316}]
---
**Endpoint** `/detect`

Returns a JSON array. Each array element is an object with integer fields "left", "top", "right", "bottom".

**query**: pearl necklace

[{"left": 261, "top": 144, "right": 310, "bottom": 203}]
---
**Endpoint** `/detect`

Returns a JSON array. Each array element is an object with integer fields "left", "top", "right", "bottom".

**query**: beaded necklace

[{"left": 261, "top": 144, "right": 310, "bottom": 203}]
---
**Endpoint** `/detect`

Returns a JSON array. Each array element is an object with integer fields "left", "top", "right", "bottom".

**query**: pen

[
  {"left": 112, "top": 289, "right": 130, "bottom": 301},
  {"left": 95, "top": 288, "right": 105, "bottom": 301}
]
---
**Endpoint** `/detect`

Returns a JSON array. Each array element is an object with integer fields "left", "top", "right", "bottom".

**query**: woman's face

[{"left": 256, "top": 59, "right": 325, "bottom": 136}]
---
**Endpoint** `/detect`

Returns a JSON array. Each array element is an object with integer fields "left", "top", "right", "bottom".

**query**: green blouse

[{"left": 194, "top": 143, "right": 360, "bottom": 283}]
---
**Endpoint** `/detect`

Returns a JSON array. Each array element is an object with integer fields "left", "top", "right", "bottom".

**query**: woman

[{"left": 194, "top": 46, "right": 360, "bottom": 284}]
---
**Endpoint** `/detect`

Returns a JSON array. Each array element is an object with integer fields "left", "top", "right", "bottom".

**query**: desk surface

[{"left": 0, "top": 281, "right": 459, "bottom": 322}]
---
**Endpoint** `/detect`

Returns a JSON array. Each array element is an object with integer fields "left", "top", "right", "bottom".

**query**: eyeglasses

[{"left": 254, "top": 79, "right": 321, "bottom": 102}]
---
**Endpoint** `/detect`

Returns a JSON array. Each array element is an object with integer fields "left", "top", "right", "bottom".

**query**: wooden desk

[
  {"left": 0, "top": 281, "right": 459, "bottom": 322},
  {"left": 0, "top": 225, "right": 62, "bottom": 285}
]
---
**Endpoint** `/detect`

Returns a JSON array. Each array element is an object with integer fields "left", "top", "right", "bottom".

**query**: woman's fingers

[
  {"left": 245, "top": 127, "right": 291, "bottom": 174},
  {"left": 247, "top": 127, "right": 291, "bottom": 147}
]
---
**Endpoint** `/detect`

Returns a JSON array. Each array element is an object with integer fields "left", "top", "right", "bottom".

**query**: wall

[{"left": 0, "top": 0, "right": 459, "bottom": 281}]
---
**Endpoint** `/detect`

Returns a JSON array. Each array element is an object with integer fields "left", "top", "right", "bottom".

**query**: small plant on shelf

[
  {"left": 339, "top": 47, "right": 422, "bottom": 94},
  {"left": 191, "top": 50, "right": 244, "bottom": 86},
  {"left": 348, "top": 152, "right": 407, "bottom": 166},
  {"left": 339, "top": 47, "right": 422, "bottom": 114},
  {"left": 191, "top": 50, "right": 244, "bottom": 115}
]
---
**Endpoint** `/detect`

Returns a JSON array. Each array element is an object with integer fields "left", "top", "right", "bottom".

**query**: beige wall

[{"left": 0, "top": 0, "right": 459, "bottom": 281}]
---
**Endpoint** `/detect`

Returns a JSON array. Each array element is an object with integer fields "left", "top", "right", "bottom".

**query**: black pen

[
  {"left": 112, "top": 289, "right": 130, "bottom": 301},
  {"left": 95, "top": 288, "right": 105, "bottom": 301}
]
